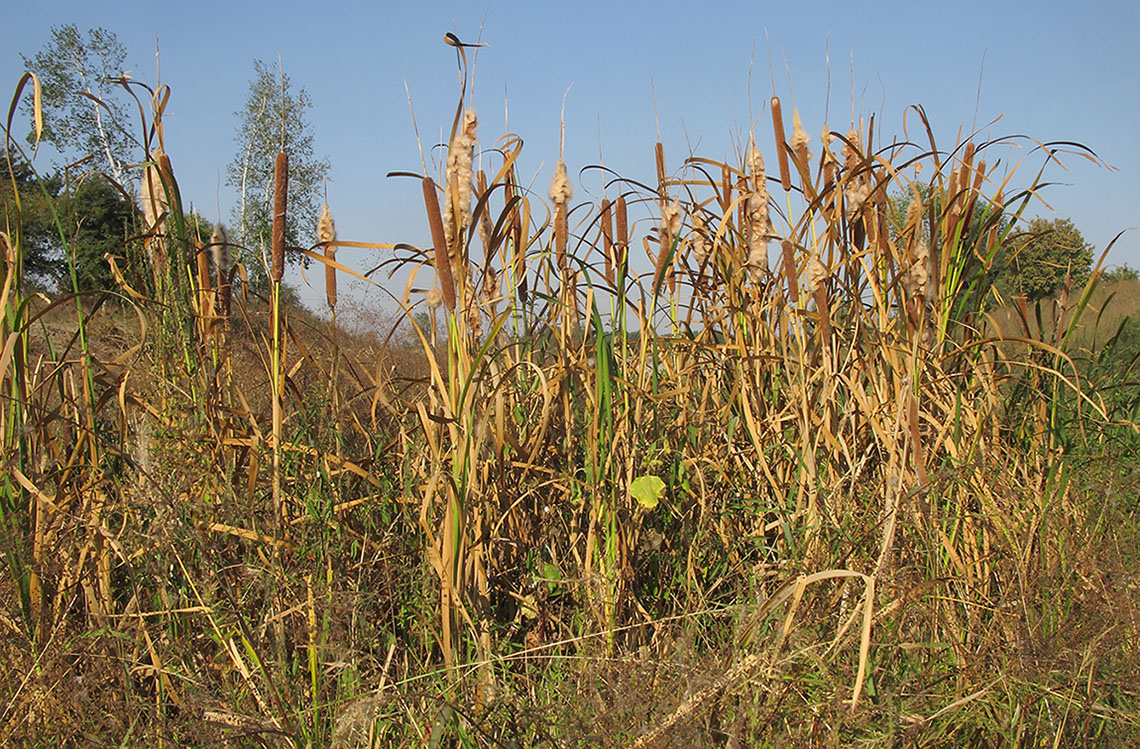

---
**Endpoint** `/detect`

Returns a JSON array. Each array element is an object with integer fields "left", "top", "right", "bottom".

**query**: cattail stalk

[
  {"left": 271, "top": 152, "right": 288, "bottom": 284},
  {"left": 423, "top": 177, "right": 456, "bottom": 311}
]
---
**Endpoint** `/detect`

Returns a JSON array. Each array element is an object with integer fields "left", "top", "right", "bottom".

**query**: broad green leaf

[{"left": 630, "top": 475, "right": 665, "bottom": 510}]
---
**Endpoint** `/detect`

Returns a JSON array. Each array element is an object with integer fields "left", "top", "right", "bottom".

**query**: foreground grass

[{"left": 3, "top": 58, "right": 1140, "bottom": 746}]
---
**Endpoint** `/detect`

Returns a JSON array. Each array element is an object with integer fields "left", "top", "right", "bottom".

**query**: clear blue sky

[{"left": 6, "top": 0, "right": 1138, "bottom": 314}]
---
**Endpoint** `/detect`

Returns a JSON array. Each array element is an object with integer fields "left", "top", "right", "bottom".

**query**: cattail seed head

[
  {"left": 549, "top": 158, "right": 573, "bottom": 205},
  {"left": 422, "top": 176, "right": 456, "bottom": 311},
  {"left": 691, "top": 212, "right": 710, "bottom": 266},
  {"left": 770, "top": 97, "right": 791, "bottom": 192},
  {"left": 790, "top": 108, "right": 811, "bottom": 164},
  {"left": 139, "top": 145, "right": 170, "bottom": 234},
  {"left": 318, "top": 203, "right": 337, "bottom": 309},
  {"left": 271, "top": 152, "right": 288, "bottom": 284},
  {"left": 806, "top": 253, "right": 827, "bottom": 295},
  {"left": 600, "top": 198, "right": 615, "bottom": 285},
  {"left": 443, "top": 108, "right": 478, "bottom": 249},
  {"left": 906, "top": 239, "right": 930, "bottom": 300},
  {"left": 550, "top": 158, "right": 572, "bottom": 268},
  {"left": 425, "top": 284, "right": 443, "bottom": 309},
  {"left": 781, "top": 239, "right": 800, "bottom": 305}
]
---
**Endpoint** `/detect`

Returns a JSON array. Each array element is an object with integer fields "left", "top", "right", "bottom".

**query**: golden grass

[{"left": 2, "top": 49, "right": 1139, "bottom": 746}]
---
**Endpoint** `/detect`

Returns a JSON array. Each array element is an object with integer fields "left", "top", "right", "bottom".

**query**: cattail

[
  {"left": 476, "top": 170, "right": 493, "bottom": 252},
  {"left": 770, "top": 97, "right": 791, "bottom": 192},
  {"left": 464, "top": 275, "right": 483, "bottom": 338},
  {"left": 425, "top": 284, "right": 443, "bottom": 309},
  {"left": 550, "top": 158, "right": 572, "bottom": 269},
  {"left": 211, "top": 223, "right": 230, "bottom": 318},
  {"left": 600, "top": 198, "right": 615, "bottom": 286},
  {"left": 845, "top": 178, "right": 871, "bottom": 222},
  {"left": 655, "top": 142, "right": 667, "bottom": 195},
  {"left": 660, "top": 198, "right": 682, "bottom": 244},
  {"left": 745, "top": 145, "right": 771, "bottom": 279},
  {"left": 482, "top": 266, "right": 501, "bottom": 307},
  {"left": 720, "top": 162, "right": 732, "bottom": 213},
  {"left": 615, "top": 195, "right": 628, "bottom": 281},
  {"left": 318, "top": 203, "right": 337, "bottom": 310},
  {"left": 271, "top": 152, "right": 288, "bottom": 284},
  {"left": 139, "top": 145, "right": 169, "bottom": 234},
  {"left": 842, "top": 129, "right": 861, "bottom": 181},
  {"left": 422, "top": 176, "right": 456, "bottom": 311},
  {"left": 790, "top": 108, "right": 811, "bottom": 170},
  {"left": 443, "top": 108, "right": 478, "bottom": 250},
  {"left": 781, "top": 239, "right": 799, "bottom": 305},
  {"left": 906, "top": 239, "right": 930, "bottom": 301},
  {"left": 807, "top": 252, "right": 831, "bottom": 342},
  {"left": 691, "top": 211, "right": 710, "bottom": 266},
  {"left": 195, "top": 238, "right": 212, "bottom": 297}
]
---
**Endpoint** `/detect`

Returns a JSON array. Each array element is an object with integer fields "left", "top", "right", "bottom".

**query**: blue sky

[{"left": 5, "top": 0, "right": 1138, "bottom": 314}]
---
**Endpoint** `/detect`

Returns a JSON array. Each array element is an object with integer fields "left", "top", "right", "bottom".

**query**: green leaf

[{"left": 630, "top": 475, "right": 666, "bottom": 510}]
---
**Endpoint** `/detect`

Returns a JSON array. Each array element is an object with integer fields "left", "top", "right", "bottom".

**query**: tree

[
  {"left": 1004, "top": 217, "right": 1094, "bottom": 301},
  {"left": 227, "top": 59, "right": 329, "bottom": 289},
  {"left": 62, "top": 175, "right": 136, "bottom": 291},
  {"left": 1, "top": 159, "right": 64, "bottom": 287},
  {"left": 21, "top": 25, "right": 136, "bottom": 185}
]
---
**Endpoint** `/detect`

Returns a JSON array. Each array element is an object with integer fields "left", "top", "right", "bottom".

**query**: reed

[{"left": 2, "top": 49, "right": 1137, "bottom": 749}]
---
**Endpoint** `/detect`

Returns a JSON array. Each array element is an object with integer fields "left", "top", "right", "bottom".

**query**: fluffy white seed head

[
  {"left": 549, "top": 158, "right": 572, "bottom": 205},
  {"left": 443, "top": 109, "right": 478, "bottom": 248},
  {"left": 790, "top": 109, "right": 811, "bottom": 160},
  {"left": 806, "top": 253, "right": 827, "bottom": 295}
]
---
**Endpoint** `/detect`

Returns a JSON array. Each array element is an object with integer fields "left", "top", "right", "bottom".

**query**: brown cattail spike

[
  {"left": 771, "top": 97, "right": 791, "bottom": 192},
  {"left": 655, "top": 142, "right": 666, "bottom": 197},
  {"left": 318, "top": 203, "right": 337, "bottom": 310},
  {"left": 550, "top": 159, "right": 573, "bottom": 270},
  {"left": 781, "top": 239, "right": 799, "bottom": 305},
  {"left": 422, "top": 177, "right": 456, "bottom": 311},
  {"left": 271, "top": 152, "right": 288, "bottom": 284},
  {"left": 600, "top": 199, "right": 615, "bottom": 286},
  {"left": 615, "top": 196, "right": 629, "bottom": 273}
]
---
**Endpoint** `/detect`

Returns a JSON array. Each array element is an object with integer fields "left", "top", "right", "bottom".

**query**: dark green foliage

[
  {"left": 1004, "top": 216, "right": 1094, "bottom": 300},
  {"left": 0, "top": 160, "right": 63, "bottom": 286},
  {"left": 1104, "top": 264, "right": 1139, "bottom": 283},
  {"left": 63, "top": 175, "right": 136, "bottom": 291}
]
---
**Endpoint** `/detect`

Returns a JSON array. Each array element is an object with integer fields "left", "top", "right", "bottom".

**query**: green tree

[
  {"left": 62, "top": 175, "right": 136, "bottom": 291},
  {"left": 1004, "top": 217, "right": 1094, "bottom": 301},
  {"left": 20, "top": 25, "right": 135, "bottom": 185},
  {"left": 227, "top": 59, "right": 329, "bottom": 289},
  {"left": 1, "top": 159, "right": 64, "bottom": 286}
]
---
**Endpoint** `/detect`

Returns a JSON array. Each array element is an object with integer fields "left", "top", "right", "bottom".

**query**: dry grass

[{"left": 2, "top": 52, "right": 1139, "bottom": 747}]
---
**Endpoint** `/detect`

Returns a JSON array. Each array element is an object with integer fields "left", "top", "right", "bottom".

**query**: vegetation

[
  {"left": 2, "top": 39, "right": 1139, "bottom": 749},
  {"left": 1003, "top": 216, "right": 1095, "bottom": 301},
  {"left": 228, "top": 58, "right": 330, "bottom": 289}
]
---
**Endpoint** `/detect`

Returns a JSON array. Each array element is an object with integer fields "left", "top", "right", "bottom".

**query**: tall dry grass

[{"left": 2, "top": 49, "right": 1138, "bottom": 746}]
